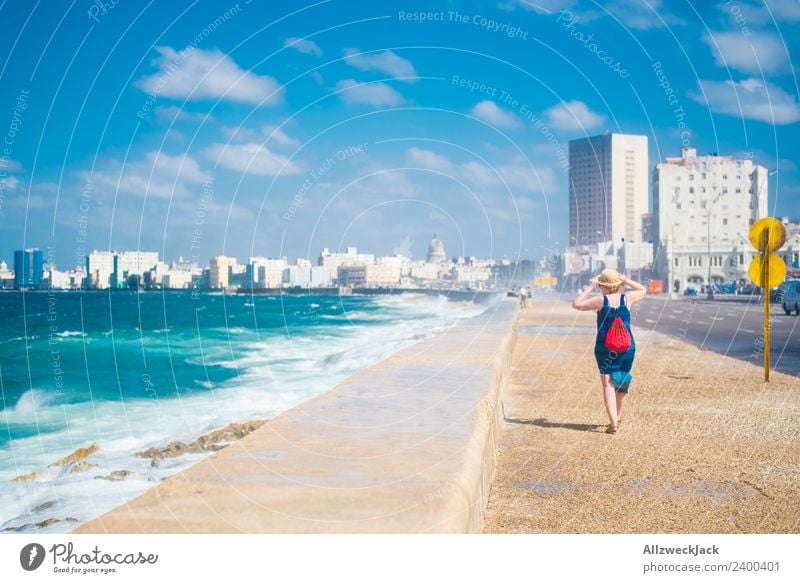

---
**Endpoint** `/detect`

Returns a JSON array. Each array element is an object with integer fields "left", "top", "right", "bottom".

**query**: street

[{"left": 629, "top": 295, "right": 800, "bottom": 378}]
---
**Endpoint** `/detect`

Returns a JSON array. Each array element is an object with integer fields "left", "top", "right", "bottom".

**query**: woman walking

[{"left": 571, "top": 269, "right": 647, "bottom": 434}]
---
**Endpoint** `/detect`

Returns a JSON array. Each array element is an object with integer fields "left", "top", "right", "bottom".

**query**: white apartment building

[
  {"left": 247, "top": 257, "right": 287, "bottom": 289},
  {"left": 0, "top": 260, "right": 14, "bottom": 289},
  {"left": 209, "top": 256, "right": 239, "bottom": 289},
  {"left": 653, "top": 147, "right": 768, "bottom": 293},
  {"left": 569, "top": 133, "right": 649, "bottom": 247},
  {"left": 86, "top": 251, "right": 116, "bottom": 289},
  {"left": 318, "top": 246, "right": 375, "bottom": 270},
  {"left": 365, "top": 263, "right": 401, "bottom": 287},
  {"left": 116, "top": 251, "right": 159, "bottom": 280}
]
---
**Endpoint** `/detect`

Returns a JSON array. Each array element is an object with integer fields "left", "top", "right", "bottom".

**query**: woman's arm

[
  {"left": 622, "top": 275, "right": 647, "bottom": 303},
  {"left": 572, "top": 278, "right": 603, "bottom": 311}
]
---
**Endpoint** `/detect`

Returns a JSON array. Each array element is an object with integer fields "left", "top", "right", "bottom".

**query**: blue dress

[{"left": 594, "top": 293, "right": 635, "bottom": 374}]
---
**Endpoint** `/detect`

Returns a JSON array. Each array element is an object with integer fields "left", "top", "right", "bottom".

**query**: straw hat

[{"left": 596, "top": 268, "right": 623, "bottom": 289}]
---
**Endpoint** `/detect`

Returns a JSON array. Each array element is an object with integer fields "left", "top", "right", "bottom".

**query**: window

[
  {"left": 700, "top": 200, "right": 706, "bottom": 208},
  {"left": 723, "top": 174, "right": 728, "bottom": 180},
  {"left": 674, "top": 257, "right": 679, "bottom": 267},
  {"left": 689, "top": 174, "right": 695, "bottom": 181},
  {"left": 702, "top": 173, "right": 707, "bottom": 179},
  {"left": 690, "top": 187, "right": 695, "bottom": 194},
  {"left": 723, "top": 218, "right": 728, "bottom": 225}
]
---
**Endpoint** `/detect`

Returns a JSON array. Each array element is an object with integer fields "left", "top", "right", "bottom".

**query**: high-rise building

[
  {"left": 86, "top": 251, "right": 116, "bottom": 289},
  {"left": 209, "top": 256, "right": 238, "bottom": 289},
  {"left": 568, "top": 133, "right": 648, "bottom": 247},
  {"left": 246, "top": 257, "right": 287, "bottom": 289},
  {"left": 114, "top": 251, "right": 159, "bottom": 286},
  {"left": 653, "top": 147, "right": 768, "bottom": 293},
  {"left": 14, "top": 248, "right": 44, "bottom": 289}
]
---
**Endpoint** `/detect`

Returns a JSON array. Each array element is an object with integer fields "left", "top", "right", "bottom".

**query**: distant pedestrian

[
  {"left": 526, "top": 286, "right": 533, "bottom": 309},
  {"left": 519, "top": 286, "right": 527, "bottom": 309},
  {"left": 571, "top": 269, "right": 647, "bottom": 434}
]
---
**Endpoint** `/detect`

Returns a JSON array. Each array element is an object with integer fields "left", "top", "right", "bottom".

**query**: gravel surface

[{"left": 483, "top": 301, "right": 799, "bottom": 533}]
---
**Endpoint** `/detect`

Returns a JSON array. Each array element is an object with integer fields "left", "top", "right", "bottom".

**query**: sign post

[{"left": 748, "top": 218, "right": 787, "bottom": 382}]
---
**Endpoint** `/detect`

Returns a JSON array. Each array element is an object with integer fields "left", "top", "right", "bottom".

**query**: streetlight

[{"left": 705, "top": 192, "right": 723, "bottom": 300}]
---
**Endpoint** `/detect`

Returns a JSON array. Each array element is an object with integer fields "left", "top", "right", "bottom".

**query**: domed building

[{"left": 426, "top": 233, "right": 446, "bottom": 263}]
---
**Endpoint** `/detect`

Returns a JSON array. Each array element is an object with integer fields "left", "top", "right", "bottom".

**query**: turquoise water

[{"left": 0, "top": 291, "right": 483, "bottom": 533}]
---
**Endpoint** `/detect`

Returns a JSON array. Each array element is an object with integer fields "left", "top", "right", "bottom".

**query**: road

[{"left": 628, "top": 295, "right": 800, "bottom": 377}]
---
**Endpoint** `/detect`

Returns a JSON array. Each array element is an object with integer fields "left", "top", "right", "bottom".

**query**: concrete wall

[{"left": 75, "top": 299, "right": 518, "bottom": 533}]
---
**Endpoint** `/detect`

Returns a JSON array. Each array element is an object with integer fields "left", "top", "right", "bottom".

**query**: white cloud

[
  {"left": 470, "top": 100, "right": 520, "bottom": 129},
  {"left": 704, "top": 31, "right": 789, "bottom": 74},
  {"left": 690, "top": 78, "right": 800, "bottom": 125},
  {"left": 407, "top": 147, "right": 454, "bottom": 171},
  {"left": 335, "top": 79, "right": 404, "bottom": 106},
  {"left": 1, "top": 175, "right": 21, "bottom": 190},
  {"left": 283, "top": 37, "right": 323, "bottom": 56},
  {"left": 405, "top": 148, "right": 557, "bottom": 194},
  {"left": 497, "top": 0, "right": 575, "bottom": 13},
  {"left": 204, "top": 142, "right": 302, "bottom": 176},
  {"left": 604, "top": 0, "right": 684, "bottom": 29},
  {"left": 87, "top": 151, "right": 209, "bottom": 199},
  {"left": 221, "top": 125, "right": 300, "bottom": 148},
  {"left": 720, "top": 0, "right": 800, "bottom": 25},
  {"left": 136, "top": 46, "right": 283, "bottom": 105},
  {"left": 262, "top": 125, "right": 300, "bottom": 148},
  {"left": 146, "top": 151, "right": 207, "bottom": 183},
  {"left": 0, "top": 158, "right": 23, "bottom": 173},
  {"left": 343, "top": 49, "right": 418, "bottom": 83},
  {"left": 544, "top": 100, "right": 606, "bottom": 130},
  {"left": 154, "top": 105, "right": 215, "bottom": 124}
]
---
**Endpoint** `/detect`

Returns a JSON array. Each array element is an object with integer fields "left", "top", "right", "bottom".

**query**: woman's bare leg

[
  {"left": 600, "top": 375, "right": 618, "bottom": 428},
  {"left": 615, "top": 391, "right": 625, "bottom": 424}
]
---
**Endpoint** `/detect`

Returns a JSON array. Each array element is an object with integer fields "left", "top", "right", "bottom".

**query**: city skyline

[{"left": 0, "top": 2, "right": 799, "bottom": 268}]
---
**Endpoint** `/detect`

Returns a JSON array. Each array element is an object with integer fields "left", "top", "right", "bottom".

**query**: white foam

[{"left": 0, "top": 294, "right": 486, "bottom": 533}]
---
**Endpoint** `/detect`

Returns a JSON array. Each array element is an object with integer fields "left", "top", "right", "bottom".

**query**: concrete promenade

[
  {"left": 483, "top": 300, "right": 799, "bottom": 533},
  {"left": 76, "top": 299, "right": 517, "bottom": 533}
]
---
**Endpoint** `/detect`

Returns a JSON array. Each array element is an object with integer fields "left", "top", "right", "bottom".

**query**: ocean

[{"left": 0, "top": 291, "right": 485, "bottom": 533}]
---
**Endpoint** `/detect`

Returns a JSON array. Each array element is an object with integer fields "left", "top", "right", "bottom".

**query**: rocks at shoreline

[
  {"left": 95, "top": 470, "right": 133, "bottom": 481},
  {"left": 11, "top": 442, "right": 101, "bottom": 482},
  {"left": 136, "top": 419, "right": 266, "bottom": 466},
  {"left": 9, "top": 420, "right": 267, "bottom": 480},
  {"left": 1, "top": 516, "right": 78, "bottom": 533},
  {"left": 49, "top": 442, "right": 100, "bottom": 467}
]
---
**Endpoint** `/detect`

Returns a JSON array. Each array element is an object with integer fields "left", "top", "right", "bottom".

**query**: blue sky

[{"left": 0, "top": 0, "right": 798, "bottom": 268}]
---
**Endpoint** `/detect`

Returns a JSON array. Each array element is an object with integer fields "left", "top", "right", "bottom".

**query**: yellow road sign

[
  {"left": 748, "top": 216, "right": 788, "bottom": 383},
  {"left": 749, "top": 217, "right": 787, "bottom": 252},
  {"left": 748, "top": 254, "right": 787, "bottom": 289}
]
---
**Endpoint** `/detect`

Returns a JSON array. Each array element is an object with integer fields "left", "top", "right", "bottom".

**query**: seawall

[{"left": 75, "top": 298, "right": 518, "bottom": 533}]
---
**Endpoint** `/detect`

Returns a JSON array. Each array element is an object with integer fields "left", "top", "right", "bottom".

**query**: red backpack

[{"left": 604, "top": 296, "right": 631, "bottom": 352}]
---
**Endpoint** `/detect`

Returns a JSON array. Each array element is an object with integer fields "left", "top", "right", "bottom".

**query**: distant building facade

[
  {"left": 653, "top": 147, "right": 768, "bottom": 293},
  {"left": 568, "top": 133, "right": 649, "bottom": 247},
  {"left": 14, "top": 248, "right": 44, "bottom": 289},
  {"left": 209, "top": 256, "right": 239, "bottom": 289}
]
